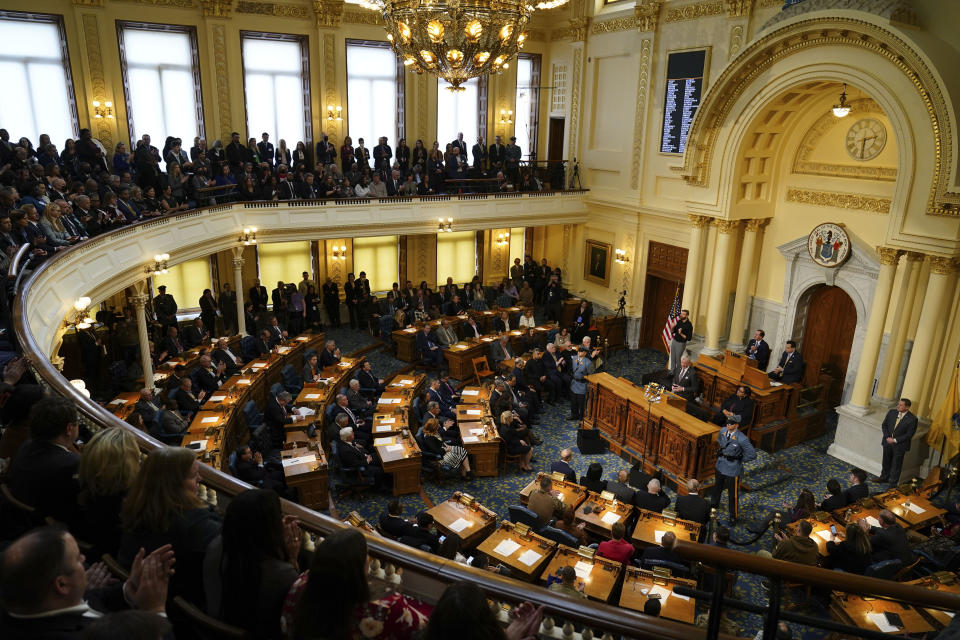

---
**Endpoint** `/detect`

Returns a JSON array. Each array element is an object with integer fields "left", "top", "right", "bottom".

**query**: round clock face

[
  {"left": 807, "top": 223, "right": 851, "bottom": 268},
  {"left": 845, "top": 118, "right": 887, "bottom": 161}
]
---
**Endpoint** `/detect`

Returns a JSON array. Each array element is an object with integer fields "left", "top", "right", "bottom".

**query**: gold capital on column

[
  {"left": 313, "top": 0, "right": 344, "bottom": 28},
  {"left": 128, "top": 294, "right": 150, "bottom": 309},
  {"left": 929, "top": 256, "right": 959, "bottom": 275},
  {"left": 715, "top": 219, "right": 741, "bottom": 234},
  {"left": 905, "top": 251, "right": 925, "bottom": 263},
  {"left": 745, "top": 218, "right": 769, "bottom": 233},
  {"left": 635, "top": 0, "right": 662, "bottom": 31},
  {"left": 876, "top": 247, "right": 903, "bottom": 266},
  {"left": 688, "top": 214, "right": 712, "bottom": 228},
  {"left": 200, "top": 0, "right": 233, "bottom": 18},
  {"left": 232, "top": 257, "right": 245, "bottom": 269}
]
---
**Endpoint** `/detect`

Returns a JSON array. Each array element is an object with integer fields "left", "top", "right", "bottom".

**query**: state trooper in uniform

[{"left": 712, "top": 416, "right": 756, "bottom": 524}]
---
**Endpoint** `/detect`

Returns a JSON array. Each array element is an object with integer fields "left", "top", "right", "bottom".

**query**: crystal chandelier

[{"left": 364, "top": 0, "right": 567, "bottom": 90}]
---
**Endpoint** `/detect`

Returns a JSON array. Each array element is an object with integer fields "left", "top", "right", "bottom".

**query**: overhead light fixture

[
  {"left": 832, "top": 83, "right": 851, "bottom": 118},
  {"left": 92, "top": 100, "right": 114, "bottom": 119},
  {"left": 615, "top": 249, "right": 629, "bottom": 264},
  {"left": 66, "top": 297, "right": 94, "bottom": 330},
  {"left": 499, "top": 109, "right": 514, "bottom": 125},
  {"left": 239, "top": 227, "right": 257, "bottom": 245},
  {"left": 332, "top": 245, "right": 348, "bottom": 260},
  {"left": 496, "top": 232, "right": 510, "bottom": 246},
  {"left": 327, "top": 105, "right": 343, "bottom": 121},
  {"left": 146, "top": 254, "right": 170, "bottom": 276},
  {"left": 438, "top": 217, "right": 453, "bottom": 232}
]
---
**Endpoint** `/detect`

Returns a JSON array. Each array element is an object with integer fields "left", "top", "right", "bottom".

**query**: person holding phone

[{"left": 824, "top": 523, "right": 872, "bottom": 574}]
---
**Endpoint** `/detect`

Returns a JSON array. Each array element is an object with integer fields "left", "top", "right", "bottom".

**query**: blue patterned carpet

[{"left": 316, "top": 326, "right": 918, "bottom": 638}]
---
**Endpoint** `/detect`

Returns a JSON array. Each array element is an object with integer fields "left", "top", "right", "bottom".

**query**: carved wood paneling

[{"left": 646, "top": 241, "right": 688, "bottom": 280}]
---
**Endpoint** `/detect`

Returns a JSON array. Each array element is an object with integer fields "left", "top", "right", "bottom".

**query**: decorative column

[
  {"left": 231, "top": 246, "right": 246, "bottom": 336},
  {"left": 876, "top": 252, "right": 924, "bottom": 401},
  {"left": 726, "top": 218, "right": 766, "bottom": 351},
  {"left": 849, "top": 247, "right": 902, "bottom": 409},
  {"left": 702, "top": 219, "right": 740, "bottom": 355},
  {"left": 129, "top": 281, "right": 154, "bottom": 391},
  {"left": 900, "top": 257, "right": 958, "bottom": 413},
  {"left": 680, "top": 215, "right": 712, "bottom": 318}
]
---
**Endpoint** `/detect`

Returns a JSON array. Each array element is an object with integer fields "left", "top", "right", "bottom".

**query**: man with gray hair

[
  {"left": 319, "top": 339, "right": 341, "bottom": 367},
  {"left": 675, "top": 478, "right": 711, "bottom": 528},
  {"left": 264, "top": 390, "right": 302, "bottom": 452},
  {"left": 347, "top": 378, "right": 374, "bottom": 418},
  {"left": 634, "top": 478, "right": 671, "bottom": 513},
  {"left": 337, "top": 425, "right": 386, "bottom": 489}
]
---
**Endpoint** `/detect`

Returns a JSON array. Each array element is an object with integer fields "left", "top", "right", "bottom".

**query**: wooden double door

[{"left": 800, "top": 285, "right": 857, "bottom": 406}]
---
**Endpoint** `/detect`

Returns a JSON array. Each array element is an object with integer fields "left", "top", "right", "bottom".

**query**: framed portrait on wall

[{"left": 584, "top": 239, "right": 611, "bottom": 287}]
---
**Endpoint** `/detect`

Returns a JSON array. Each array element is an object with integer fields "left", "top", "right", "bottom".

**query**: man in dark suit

[
  {"left": 358, "top": 360, "right": 385, "bottom": 395},
  {"left": 820, "top": 478, "right": 847, "bottom": 512},
  {"left": 472, "top": 138, "right": 487, "bottom": 172},
  {"left": 266, "top": 317, "right": 286, "bottom": 347},
  {"left": 384, "top": 169, "right": 401, "bottom": 196},
  {"left": 489, "top": 135, "right": 506, "bottom": 172},
  {"left": 712, "top": 385, "right": 754, "bottom": 426},
  {"left": 158, "top": 325, "right": 183, "bottom": 362},
  {"left": 332, "top": 393, "right": 368, "bottom": 440},
  {"left": 212, "top": 338, "right": 243, "bottom": 376},
  {"left": 605, "top": 469, "right": 637, "bottom": 504},
  {"left": 669, "top": 354, "right": 699, "bottom": 402},
  {"left": 745, "top": 329, "right": 771, "bottom": 370},
  {"left": 640, "top": 531, "right": 685, "bottom": 567},
  {"left": 8, "top": 397, "right": 81, "bottom": 525},
  {"left": 769, "top": 340, "right": 804, "bottom": 384},
  {"left": 634, "top": 478, "right": 671, "bottom": 513},
  {"left": 153, "top": 285, "right": 178, "bottom": 332},
  {"left": 675, "top": 479, "right": 711, "bottom": 526},
  {"left": 192, "top": 354, "right": 226, "bottom": 396},
  {"left": 843, "top": 468, "right": 869, "bottom": 504},
  {"left": 490, "top": 335, "right": 513, "bottom": 365},
  {"left": 182, "top": 317, "right": 208, "bottom": 349},
  {"left": 250, "top": 329, "right": 272, "bottom": 359},
  {"left": 319, "top": 339, "right": 341, "bottom": 367},
  {"left": 373, "top": 136, "right": 392, "bottom": 174},
  {"left": 133, "top": 388, "right": 162, "bottom": 427},
  {"left": 549, "top": 449, "right": 577, "bottom": 483},
  {"left": 416, "top": 325, "right": 444, "bottom": 367},
  {"left": 174, "top": 377, "right": 203, "bottom": 417},
  {"left": 877, "top": 398, "right": 918, "bottom": 486},
  {"left": 861, "top": 509, "right": 914, "bottom": 565},
  {"left": 225, "top": 131, "right": 245, "bottom": 172},
  {"left": 378, "top": 499, "right": 439, "bottom": 550},
  {"left": 257, "top": 133, "right": 274, "bottom": 168},
  {"left": 233, "top": 444, "right": 286, "bottom": 493},
  {"left": 354, "top": 138, "right": 371, "bottom": 170},
  {"left": 264, "top": 390, "right": 303, "bottom": 451},
  {"left": 338, "top": 425, "right": 385, "bottom": 488},
  {"left": 249, "top": 279, "right": 268, "bottom": 312},
  {"left": 463, "top": 316, "right": 482, "bottom": 338}
]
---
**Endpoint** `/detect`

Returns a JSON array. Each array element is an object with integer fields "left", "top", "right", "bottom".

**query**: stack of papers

[
  {"left": 469, "top": 428, "right": 485, "bottom": 435},
  {"left": 517, "top": 549, "right": 542, "bottom": 566},
  {"left": 462, "top": 436, "right": 480, "bottom": 443},
  {"left": 374, "top": 437, "right": 396, "bottom": 447},
  {"left": 465, "top": 409, "right": 481, "bottom": 416},
  {"left": 866, "top": 612, "right": 898, "bottom": 632},
  {"left": 296, "top": 407, "right": 316, "bottom": 417},
  {"left": 237, "top": 378, "right": 251, "bottom": 384},
  {"left": 815, "top": 530, "right": 833, "bottom": 541},
  {"left": 493, "top": 539, "right": 521, "bottom": 557},
  {"left": 601, "top": 512, "right": 621, "bottom": 525},
  {"left": 379, "top": 418, "right": 396, "bottom": 424},
  {"left": 654, "top": 530, "right": 666, "bottom": 544},
  {"left": 649, "top": 585, "right": 673, "bottom": 604},
  {"left": 449, "top": 518, "right": 472, "bottom": 533},
  {"left": 574, "top": 561, "right": 593, "bottom": 579},
  {"left": 865, "top": 516, "right": 882, "bottom": 528},
  {"left": 109, "top": 398, "right": 127, "bottom": 406},
  {"left": 903, "top": 502, "right": 926, "bottom": 514},
  {"left": 209, "top": 395, "right": 226, "bottom": 402},
  {"left": 304, "top": 393, "right": 321, "bottom": 399},
  {"left": 201, "top": 416, "right": 219, "bottom": 424},
  {"left": 282, "top": 455, "right": 316, "bottom": 467},
  {"left": 385, "top": 444, "right": 404, "bottom": 452},
  {"left": 462, "top": 389, "right": 480, "bottom": 396},
  {"left": 375, "top": 425, "right": 393, "bottom": 433}
]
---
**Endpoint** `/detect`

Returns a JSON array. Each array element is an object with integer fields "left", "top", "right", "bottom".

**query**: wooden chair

[
  {"left": 170, "top": 596, "right": 246, "bottom": 639},
  {"left": 895, "top": 556, "right": 922, "bottom": 581},
  {"left": 783, "top": 581, "right": 813, "bottom": 610},
  {"left": 472, "top": 356, "right": 495, "bottom": 386}
]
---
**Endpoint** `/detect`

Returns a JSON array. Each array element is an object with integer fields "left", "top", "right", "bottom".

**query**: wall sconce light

[
  {"left": 499, "top": 109, "right": 514, "bottom": 125},
  {"left": 832, "top": 83, "right": 851, "bottom": 118},
  {"left": 331, "top": 245, "right": 347, "bottom": 260},
  {"left": 239, "top": 227, "right": 257, "bottom": 245},
  {"left": 327, "top": 105, "right": 343, "bottom": 121},
  {"left": 615, "top": 249, "right": 629, "bottom": 264},
  {"left": 496, "top": 232, "right": 510, "bottom": 246},
  {"left": 146, "top": 254, "right": 170, "bottom": 275},
  {"left": 438, "top": 217, "right": 453, "bottom": 233},
  {"left": 66, "top": 297, "right": 94, "bottom": 330},
  {"left": 92, "top": 100, "right": 114, "bottom": 119}
]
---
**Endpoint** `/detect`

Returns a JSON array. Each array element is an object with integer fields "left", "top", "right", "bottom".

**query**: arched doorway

[{"left": 798, "top": 285, "right": 857, "bottom": 407}]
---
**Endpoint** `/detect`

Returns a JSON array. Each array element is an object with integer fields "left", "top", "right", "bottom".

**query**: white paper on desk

[
  {"left": 470, "top": 428, "right": 485, "bottom": 435},
  {"left": 201, "top": 417, "right": 219, "bottom": 424},
  {"left": 237, "top": 379, "right": 251, "bottom": 384},
  {"left": 493, "top": 539, "right": 521, "bottom": 557},
  {"left": 374, "top": 437, "right": 395, "bottom": 447},
  {"left": 463, "top": 436, "right": 480, "bottom": 443},
  {"left": 904, "top": 502, "right": 926, "bottom": 514},
  {"left": 453, "top": 345, "right": 466, "bottom": 350},
  {"left": 380, "top": 418, "right": 396, "bottom": 424},
  {"left": 866, "top": 516, "right": 882, "bottom": 528},
  {"left": 153, "top": 373, "right": 165, "bottom": 381},
  {"left": 399, "top": 379, "right": 413, "bottom": 384},
  {"left": 449, "top": 518, "right": 472, "bottom": 533},
  {"left": 574, "top": 561, "right": 593, "bottom": 580},
  {"left": 210, "top": 395, "right": 226, "bottom": 402},
  {"left": 866, "top": 612, "right": 898, "bottom": 632},
  {"left": 318, "top": 378, "right": 333, "bottom": 385},
  {"left": 601, "top": 512, "right": 621, "bottom": 525},
  {"left": 375, "top": 425, "right": 393, "bottom": 433},
  {"left": 517, "top": 549, "right": 542, "bottom": 566},
  {"left": 187, "top": 440, "right": 207, "bottom": 450},
  {"left": 672, "top": 591, "right": 690, "bottom": 601},
  {"left": 379, "top": 398, "right": 401, "bottom": 404},
  {"left": 282, "top": 455, "right": 315, "bottom": 467},
  {"left": 109, "top": 398, "right": 127, "bottom": 405},
  {"left": 816, "top": 530, "right": 833, "bottom": 541},
  {"left": 277, "top": 347, "right": 291, "bottom": 354},
  {"left": 386, "top": 444, "right": 404, "bottom": 452},
  {"left": 654, "top": 530, "right": 666, "bottom": 544},
  {"left": 769, "top": 381, "right": 783, "bottom": 387},
  {"left": 649, "top": 585, "right": 672, "bottom": 604},
  {"left": 463, "top": 390, "right": 480, "bottom": 396},
  {"left": 339, "top": 362, "right": 350, "bottom": 367},
  {"left": 404, "top": 328, "right": 417, "bottom": 333},
  {"left": 250, "top": 366, "right": 263, "bottom": 371},
  {"left": 946, "top": 612, "right": 956, "bottom": 619},
  {"left": 305, "top": 393, "right": 321, "bottom": 399},
  {"left": 481, "top": 337, "right": 494, "bottom": 342},
  {"left": 297, "top": 407, "right": 316, "bottom": 417},
  {"left": 466, "top": 409, "right": 481, "bottom": 415}
]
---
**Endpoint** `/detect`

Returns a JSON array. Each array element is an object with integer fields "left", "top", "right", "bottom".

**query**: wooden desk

[
  {"left": 427, "top": 496, "right": 498, "bottom": 548},
  {"left": 539, "top": 545, "right": 622, "bottom": 602},
  {"left": 458, "top": 421, "right": 501, "bottom": 477},
  {"left": 392, "top": 327, "right": 420, "bottom": 362},
  {"left": 575, "top": 492, "right": 634, "bottom": 539},
  {"left": 520, "top": 473, "right": 587, "bottom": 512},
  {"left": 476, "top": 522, "right": 557, "bottom": 581},
  {"left": 459, "top": 386, "right": 490, "bottom": 404},
  {"left": 280, "top": 443, "right": 329, "bottom": 510},
  {"left": 372, "top": 413, "right": 407, "bottom": 437},
  {"left": 905, "top": 575, "right": 960, "bottom": 629},
  {"left": 456, "top": 404, "right": 487, "bottom": 422},
  {"left": 786, "top": 517, "right": 836, "bottom": 558},
  {"left": 830, "top": 591, "right": 935, "bottom": 636},
  {"left": 875, "top": 490, "right": 947, "bottom": 530},
  {"left": 373, "top": 434, "right": 422, "bottom": 496},
  {"left": 106, "top": 392, "right": 140, "bottom": 420},
  {"left": 631, "top": 509, "right": 701, "bottom": 547},
  {"left": 376, "top": 390, "right": 409, "bottom": 412},
  {"left": 295, "top": 386, "right": 332, "bottom": 407},
  {"left": 384, "top": 373, "right": 425, "bottom": 399},
  {"left": 832, "top": 501, "right": 886, "bottom": 528},
  {"left": 444, "top": 340, "right": 487, "bottom": 381},
  {"left": 621, "top": 568, "right": 697, "bottom": 624}
]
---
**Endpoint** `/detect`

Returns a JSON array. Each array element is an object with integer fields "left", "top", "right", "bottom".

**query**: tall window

[
  {"left": 346, "top": 40, "right": 403, "bottom": 148},
  {"left": 436, "top": 231, "right": 476, "bottom": 285},
  {"left": 241, "top": 33, "right": 312, "bottom": 148},
  {"left": 353, "top": 236, "right": 399, "bottom": 292},
  {"left": 118, "top": 23, "right": 203, "bottom": 146},
  {"left": 152, "top": 258, "right": 211, "bottom": 310},
  {"left": 0, "top": 12, "right": 76, "bottom": 147},
  {"left": 515, "top": 54, "right": 541, "bottom": 161},
  {"left": 257, "top": 241, "right": 312, "bottom": 297},
  {"left": 436, "top": 78, "right": 480, "bottom": 145}
]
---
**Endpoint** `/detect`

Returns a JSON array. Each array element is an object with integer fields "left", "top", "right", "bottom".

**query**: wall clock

[{"left": 845, "top": 118, "right": 887, "bottom": 161}]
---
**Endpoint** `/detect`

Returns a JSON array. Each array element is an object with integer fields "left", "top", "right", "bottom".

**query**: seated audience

[
  {"left": 499, "top": 410, "right": 533, "bottom": 472},
  {"left": 819, "top": 478, "right": 847, "bottom": 512},
  {"left": 634, "top": 478, "right": 671, "bottom": 513},
  {"left": 549, "top": 448, "right": 577, "bottom": 483},
  {"left": 422, "top": 582, "right": 542, "bottom": 640},
  {"left": 861, "top": 509, "right": 914, "bottom": 565},
  {"left": 843, "top": 468, "right": 869, "bottom": 504},
  {"left": 641, "top": 530, "right": 683, "bottom": 568},
  {"left": 548, "top": 565, "right": 586, "bottom": 599},
  {"left": 760, "top": 520, "right": 818, "bottom": 567},
  {"left": 597, "top": 522, "right": 635, "bottom": 565},
  {"left": 605, "top": 469, "right": 637, "bottom": 504},
  {"left": 527, "top": 475, "right": 564, "bottom": 528},
  {"left": 580, "top": 462, "right": 607, "bottom": 494},
  {"left": 232, "top": 444, "right": 286, "bottom": 493},
  {"left": 421, "top": 418, "right": 472, "bottom": 479},
  {"left": 555, "top": 508, "right": 589, "bottom": 546},
  {"left": 825, "top": 523, "right": 872, "bottom": 574},
  {"left": 675, "top": 479, "right": 711, "bottom": 526}
]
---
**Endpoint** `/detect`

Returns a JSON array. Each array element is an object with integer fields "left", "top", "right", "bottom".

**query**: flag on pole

[
  {"left": 926, "top": 361, "right": 960, "bottom": 461},
  {"left": 661, "top": 284, "right": 681, "bottom": 351}
]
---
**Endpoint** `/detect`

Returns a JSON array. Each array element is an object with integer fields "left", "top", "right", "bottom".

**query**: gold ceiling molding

[
  {"left": 342, "top": 8, "right": 381, "bottom": 24},
  {"left": 591, "top": 16, "right": 637, "bottom": 35},
  {"left": 566, "top": 46, "right": 583, "bottom": 183},
  {"left": 630, "top": 37, "right": 653, "bottom": 190},
  {"left": 200, "top": 0, "right": 233, "bottom": 17},
  {"left": 794, "top": 162, "right": 897, "bottom": 182},
  {"left": 553, "top": 17, "right": 590, "bottom": 41},
  {"left": 71, "top": 0, "right": 103, "bottom": 6},
  {"left": 112, "top": 0, "right": 196, "bottom": 7},
  {"left": 235, "top": 1, "right": 309, "bottom": 17},
  {"left": 524, "top": 28, "right": 548, "bottom": 42},
  {"left": 679, "top": 17, "right": 957, "bottom": 217},
  {"left": 724, "top": 0, "right": 750, "bottom": 18},
  {"left": 322, "top": 34, "right": 337, "bottom": 141},
  {"left": 81, "top": 14, "right": 113, "bottom": 149},
  {"left": 786, "top": 187, "right": 891, "bottom": 214},
  {"left": 757, "top": 0, "right": 780, "bottom": 6},
  {"left": 313, "top": 0, "right": 344, "bottom": 27},
  {"left": 664, "top": 1, "right": 724, "bottom": 23},
  {"left": 635, "top": 0, "right": 662, "bottom": 31},
  {"left": 211, "top": 23, "right": 233, "bottom": 142}
]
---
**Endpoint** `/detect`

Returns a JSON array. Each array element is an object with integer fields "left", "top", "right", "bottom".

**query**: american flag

[{"left": 661, "top": 285, "right": 681, "bottom": 350}]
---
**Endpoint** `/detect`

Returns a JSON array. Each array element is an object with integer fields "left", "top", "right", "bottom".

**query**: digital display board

[{"left": 660, "top": 49, "right": 707, "bottom": 154}]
